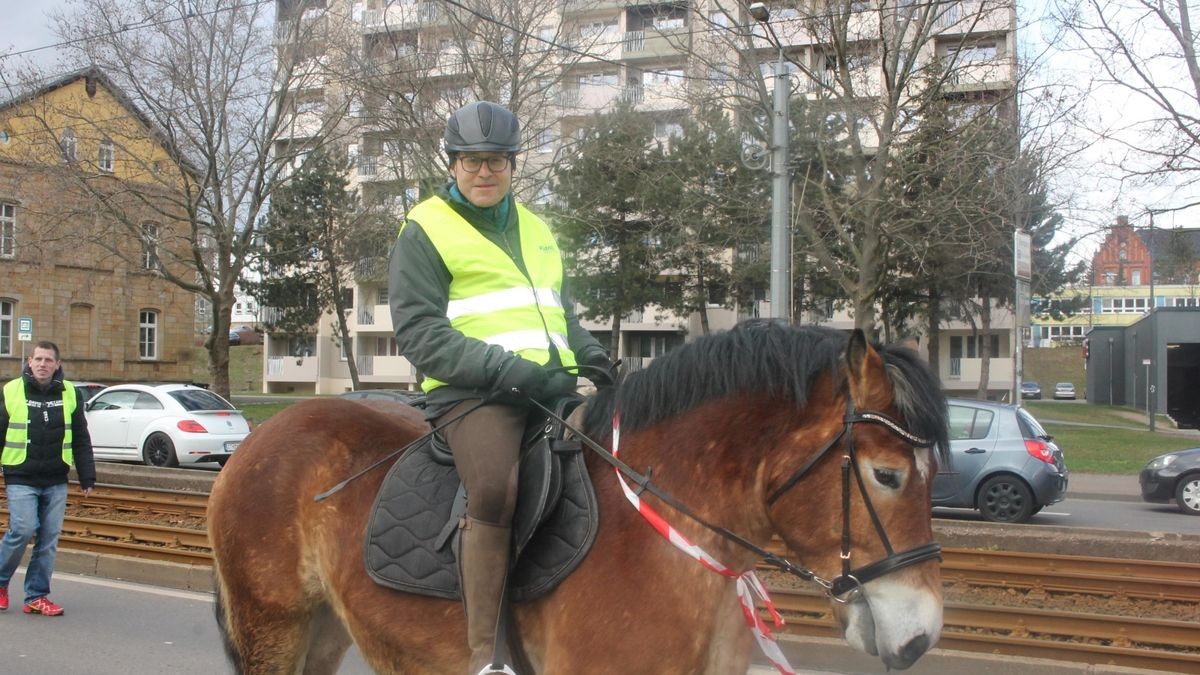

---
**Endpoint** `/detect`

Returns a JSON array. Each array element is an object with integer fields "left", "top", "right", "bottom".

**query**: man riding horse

[{"left": 388, "top": 100, "right": 614, "bottom": 675}]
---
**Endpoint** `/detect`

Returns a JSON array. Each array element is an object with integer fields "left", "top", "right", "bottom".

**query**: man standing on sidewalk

[{"left": 0, "top": 341, "right": 95, "bottom": 616}]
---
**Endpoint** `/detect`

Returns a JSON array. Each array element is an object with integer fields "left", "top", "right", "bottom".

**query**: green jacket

[{"left": 389, "top": 184, "right": 605, "bottom": 417}]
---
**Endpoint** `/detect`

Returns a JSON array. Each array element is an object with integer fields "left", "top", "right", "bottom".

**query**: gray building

[{"left": 1087, "top": 307, "right": 1200, "bottom": 428}]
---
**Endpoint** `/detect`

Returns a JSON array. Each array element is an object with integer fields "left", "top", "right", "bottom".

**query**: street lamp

[{"left": 749, "top": 2, "right": 791, "bottom": 321}]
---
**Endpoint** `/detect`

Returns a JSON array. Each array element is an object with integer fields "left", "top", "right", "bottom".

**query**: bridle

[
  {"left": 528, "top": 392, "right": 942, "bottom": 603},
  {"left": 766, "top": 396, "right": 942, "bottom": 600}
]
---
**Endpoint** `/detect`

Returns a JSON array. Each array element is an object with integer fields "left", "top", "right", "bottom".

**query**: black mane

[{"left": 583, "top": 320, "right": 948, "bottom": 453}]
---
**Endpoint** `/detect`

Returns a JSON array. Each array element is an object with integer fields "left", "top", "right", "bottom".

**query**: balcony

[
  {"left": 355, "top": 355, "right": 417, "bottom": 382},
  {"left": 352, "top": 304, "right": 394, "bottom": 333},
  {"left": 622, "top": 28, "right": 688, "bottom": 60},
  {"left": 266, "top": 356, "right": 319, "bottom": 382},
  {"left": 945, "top": 357, "right": 1014, "bottom": 388},
  {"left": 360, "top": 4, "right": 419, "bottom": 33},
  {"left": 945, "top": 58, "right": 1016, "bottom": 91}
]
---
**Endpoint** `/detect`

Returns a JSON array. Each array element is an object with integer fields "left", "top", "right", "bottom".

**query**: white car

[{"left": 84, "top": 384, "right": 250, "bottom": 468}]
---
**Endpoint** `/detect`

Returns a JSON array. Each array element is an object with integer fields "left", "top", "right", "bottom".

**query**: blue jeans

[{"left": 0, "top": 482, "right": 68, "bottom": 604}]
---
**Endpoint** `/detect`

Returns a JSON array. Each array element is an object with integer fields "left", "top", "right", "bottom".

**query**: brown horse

[{"left": 208, "top": 322, "right": 949, "bottom": 674}]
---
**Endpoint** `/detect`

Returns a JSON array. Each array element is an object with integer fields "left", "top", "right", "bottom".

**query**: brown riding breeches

[{"left": 438, "top": 399, "right": 526, "bottom": 527}]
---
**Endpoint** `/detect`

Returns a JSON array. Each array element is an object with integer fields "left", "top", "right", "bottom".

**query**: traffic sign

[{"left": 17, "top": 316, "right": 31, "bottom": 342}]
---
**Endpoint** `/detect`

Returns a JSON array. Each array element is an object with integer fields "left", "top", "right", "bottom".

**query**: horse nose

[{"left": 887, "top": 633, "right": 931, "bottom": 670}]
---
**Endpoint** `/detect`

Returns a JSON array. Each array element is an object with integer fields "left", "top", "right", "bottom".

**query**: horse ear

[{"left": 845, "top": 328, "right": 883, "bottom": 407}]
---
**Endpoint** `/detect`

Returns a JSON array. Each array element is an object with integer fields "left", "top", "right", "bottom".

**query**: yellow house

[{"left": 0, "top": 67, "right": 195, "bottom": 383}]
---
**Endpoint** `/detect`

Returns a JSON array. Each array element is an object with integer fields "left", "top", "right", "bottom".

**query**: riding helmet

[{"left": 444, "top": 101, "right": 521, "bottom": 155}]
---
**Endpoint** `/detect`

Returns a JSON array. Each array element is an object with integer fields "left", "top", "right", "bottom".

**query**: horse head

[{"left": 765, "top": 329, "right": 948, "bottom": 670}]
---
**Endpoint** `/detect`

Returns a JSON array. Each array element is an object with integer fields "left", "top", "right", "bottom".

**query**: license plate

[{"left": 224, "top": 441, "right": 240, "bottom": 453}]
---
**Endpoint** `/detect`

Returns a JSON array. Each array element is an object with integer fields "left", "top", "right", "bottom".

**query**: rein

[{"left": 529, "top": 396, "right": 941, "bottom": 600}]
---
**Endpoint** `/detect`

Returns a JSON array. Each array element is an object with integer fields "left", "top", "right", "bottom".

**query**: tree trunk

[
  {"left": 925, "top": 287, "right": 942, "bottom": 380},
  {"left": 331, "top": 268, "right": 360, "bottom": 391},
  {"left": 977, "top": 294, "right": 993, "bottom": 400},
  {"left": 206, "top": 289, "right": 235, "bottom": 399}
]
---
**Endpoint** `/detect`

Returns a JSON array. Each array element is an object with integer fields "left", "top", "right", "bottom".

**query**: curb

[
  {"left": 56, "top": 549, "right": 213, "bottom": 593},
  {"left": 757, "top": 635, "right": 1174, "bottom": 675}
]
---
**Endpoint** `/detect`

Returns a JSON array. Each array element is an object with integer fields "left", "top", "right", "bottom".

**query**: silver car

[{"left": 932, "top": 398, "right": 1069, "bottom": 523}]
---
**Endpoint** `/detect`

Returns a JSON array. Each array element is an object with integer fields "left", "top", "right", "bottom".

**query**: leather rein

[{"left": 529, "top": 393, "right": 941, "bottom": 601}]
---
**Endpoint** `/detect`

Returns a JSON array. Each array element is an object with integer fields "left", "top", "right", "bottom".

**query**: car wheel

[
  {"left": 977, "top": 475, "right": 1035, "bottom": 523},
  {"left": 143, "top": 432, "right": 179, "bottom": 468},
  {"left": 1175, "top": 474, "right": 1200, "bottom": 516}
]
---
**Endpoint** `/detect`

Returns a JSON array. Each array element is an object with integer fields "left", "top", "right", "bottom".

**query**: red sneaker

[
  {"left": 23, "top": 597, "right": 63, "bottom": 616},
  {"left": 0, "top": 586, "right": 7, "bottom": 611}
]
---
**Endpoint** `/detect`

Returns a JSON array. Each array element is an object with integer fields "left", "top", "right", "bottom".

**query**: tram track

[{"left": 3, "top": 483, "right": 1197, "bottom": 672}]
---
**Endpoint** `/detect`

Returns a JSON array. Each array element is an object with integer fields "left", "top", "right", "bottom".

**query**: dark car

[
  {"left": 1020, "top": 381, "right": 1041, "bottom": 400},
  {"left": 338, "top": 389, "right": 426, "bottom": 406},
  {"left": 227, "top": 330, "right": 241, "bottom": 346},
  {"left": 73, "top": 382, "right": 108, "bottom": 403},
  {"left": 932, "top": 398, "right": 1069, "bottom": 523},
  {"left": 228, "top": 325, "right": 261, "bottom": 346},
  {"left": 1139, "top": 447, "right": 1200, "bottom": 515}
]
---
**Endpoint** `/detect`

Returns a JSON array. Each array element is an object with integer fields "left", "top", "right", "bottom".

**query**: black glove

[
  {"left": 581, "top": 352, "right": 617, "bottom": 387},
  {"left": 488, "top": 357, "right": 549, "bottom": 404}
]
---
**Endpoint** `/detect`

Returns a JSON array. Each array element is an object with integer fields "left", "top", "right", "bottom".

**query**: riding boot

[{"left": 459, "top": 517, "right": 514, "bottom": 675}]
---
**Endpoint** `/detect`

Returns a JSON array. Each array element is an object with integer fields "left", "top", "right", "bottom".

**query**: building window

[
  {"left": 98, "top": 140, "right": 114, "bottom": 173},
  {"left": 60, "top": 129, "right": 77, "bottom": 162},
  {"left": 0, "top": 203, "right": 14, "bottom": 257},
  {"left": 0, "top": 299, "right": 12, "bottom": 356},
  {"left": 376, "top": 286, "right": 388, "bottom": 306},
  {"left": 1131, "top": 269, "right": 1141, "bottom": 285},
  {"left": 139, "top": 309, "right": 159, "bottom": 359},
  {"left": 142, "top": 223, "right": 159, "bottom": 270}
]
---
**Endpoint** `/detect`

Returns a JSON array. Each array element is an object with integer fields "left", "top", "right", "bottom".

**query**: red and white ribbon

[{"left": 611, "top": 413, "right": 795, "bottom": 674}]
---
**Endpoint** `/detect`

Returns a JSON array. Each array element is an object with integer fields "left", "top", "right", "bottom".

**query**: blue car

[{"left": 932, "top": 398, "right": 1069, "bottom": 523}]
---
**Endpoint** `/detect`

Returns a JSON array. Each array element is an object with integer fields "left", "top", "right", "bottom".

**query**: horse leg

[
  {"left": 300, "top": 601, "right": 353, "bottom": 675},
  {"left": 213, "top": 561, "right": 323, "bottom": 675}
]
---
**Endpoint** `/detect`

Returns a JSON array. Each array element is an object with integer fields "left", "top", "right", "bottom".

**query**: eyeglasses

[{"left": 457, "top": 155, "right": 510, "bottom": 173}]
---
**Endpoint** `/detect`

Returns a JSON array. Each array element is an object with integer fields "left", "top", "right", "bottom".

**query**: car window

[
  {"left": 90, "top": 390, "right": 140, "bottom": 411},
  {"left": 133, "top": 393, "right": 164, "bottom": 410},
  {"left": 1016, "top": 408, "right": 1049, "bottom": 439},
  {"left": 947, "top": 405, "right": 994, "bottom": 441},
  {"left": 168, "top": 389, "right": 235, "bottom": 411}
]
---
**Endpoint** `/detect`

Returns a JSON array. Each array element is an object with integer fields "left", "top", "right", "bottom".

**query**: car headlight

[{"left": 1146, "top": 455, "right": 1177, "bottom": 470}]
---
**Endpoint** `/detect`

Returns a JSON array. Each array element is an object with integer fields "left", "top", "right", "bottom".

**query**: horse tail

[{"left": 212, "top": 559, "right": 246, "bottom": 674}]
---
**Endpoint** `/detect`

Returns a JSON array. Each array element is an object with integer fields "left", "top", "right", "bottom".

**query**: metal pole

[
  {"left": 1107, "top": 338, "right": 1113, "bottom": 405},
  {"left": 1148, "top": 212, "right": 1156, "bottom": 432},
  {"left": 769, "top": 53, "right": 791, "bottom": 320}
]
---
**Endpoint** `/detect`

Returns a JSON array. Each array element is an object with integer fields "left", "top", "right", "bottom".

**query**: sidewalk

[{"left": 1067, "top": 472, "right": 1143, "bottom": 503}]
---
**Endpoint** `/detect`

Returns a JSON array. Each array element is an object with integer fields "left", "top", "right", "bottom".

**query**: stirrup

[{"left": 475, "top": 665, "right": 516, "bottom": 675}]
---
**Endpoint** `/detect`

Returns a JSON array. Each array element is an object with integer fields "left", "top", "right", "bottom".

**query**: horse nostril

[{"left": 895, "top": 634, "right": 930, "bottom": 668}]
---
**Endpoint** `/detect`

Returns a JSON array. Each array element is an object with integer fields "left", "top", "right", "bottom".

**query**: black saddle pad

[{"left": 364, "top": 426, "right": 599, "bottom": 602}]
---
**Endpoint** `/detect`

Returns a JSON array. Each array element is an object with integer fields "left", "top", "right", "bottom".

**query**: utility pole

[
  {"left": 1148, "top": 211, "right": 1157, "bottom": 432},
  {"left": 750, "top": 3, "right": 791, "bottom": 321}
]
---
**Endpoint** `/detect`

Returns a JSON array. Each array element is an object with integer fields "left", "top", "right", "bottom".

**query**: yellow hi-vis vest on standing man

[
  {"left": 3, "top": 377, "right": 77, "bottom": 466},
  {"left": 405, "top": 197, "right": 577, "bottom": 394}
]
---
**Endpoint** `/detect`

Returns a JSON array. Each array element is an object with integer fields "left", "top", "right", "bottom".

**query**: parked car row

[{"left": 1020, "top": 381, "right": 1078, "bottom": 400}]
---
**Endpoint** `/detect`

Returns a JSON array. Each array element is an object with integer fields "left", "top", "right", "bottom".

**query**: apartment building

[{"left": 265, "top": 0, "right": 1018, "bottom": 394}]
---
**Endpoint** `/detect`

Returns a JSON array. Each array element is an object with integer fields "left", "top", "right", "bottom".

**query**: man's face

[
  {"left": 450, "top": 152, "right": 513, "bottom": 208},
  {"left": 28, "top": 348, "right": 60, "bottom": 385}
]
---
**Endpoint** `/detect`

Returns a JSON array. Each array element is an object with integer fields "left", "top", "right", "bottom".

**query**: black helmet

[{"left": 444, "top": 101, "right": 521, "bottom": 154}]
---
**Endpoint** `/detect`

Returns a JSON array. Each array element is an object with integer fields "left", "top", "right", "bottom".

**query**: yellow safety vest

[
  {"left": 405, "top": 197, "right": 577, "bottom": 393},
  {"left": 3, "top": 378, "right": 76, "bottom": 466}
]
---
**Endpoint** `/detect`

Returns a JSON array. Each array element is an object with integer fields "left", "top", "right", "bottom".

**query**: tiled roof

[{"left": 1136, "top": 227, "right": 1200, "bottom": 258}]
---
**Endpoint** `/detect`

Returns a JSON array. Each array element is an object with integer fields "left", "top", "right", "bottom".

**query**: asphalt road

[
  {"left": 934, "top": 495, "right": 1200, "bottom": 534},
  {"left": 0, "top": 572, "right": 375, "bottom": 675}
]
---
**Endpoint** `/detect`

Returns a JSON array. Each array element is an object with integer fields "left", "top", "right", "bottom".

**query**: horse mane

[{"left": 583, "top": 320, "right": 949, "bottom": 457}]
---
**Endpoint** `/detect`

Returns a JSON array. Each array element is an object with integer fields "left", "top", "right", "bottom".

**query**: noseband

[{"left": 767, "top": 397, "right": 942, "bottom": 600}]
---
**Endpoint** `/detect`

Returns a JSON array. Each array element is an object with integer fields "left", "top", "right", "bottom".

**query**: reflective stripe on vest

[
  {"left": 405, "top": 197, "right": 577, "bottom": 393},
  {"left": 3, "top": 378, "right": 76, "bottom": 466}
]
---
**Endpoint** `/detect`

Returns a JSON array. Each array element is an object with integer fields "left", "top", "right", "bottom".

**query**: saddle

[{"left": 364, "top": 396, "right": 600, "bottom": 601}]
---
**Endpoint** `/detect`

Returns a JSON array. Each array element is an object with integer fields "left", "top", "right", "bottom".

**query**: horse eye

[{"left": 873, "top": 467, "right": 901, "bottom": 489}]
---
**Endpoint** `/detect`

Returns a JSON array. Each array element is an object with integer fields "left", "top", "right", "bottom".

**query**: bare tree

[
  {"left": 1052, "top": 0, "right": 1200, "bottom": 211},
  {"left": 37, "top": 0, "right": 347, "bottom": 397},
  {"left": 683, "top": 1, "right": 1023, "bottom": 335}
]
